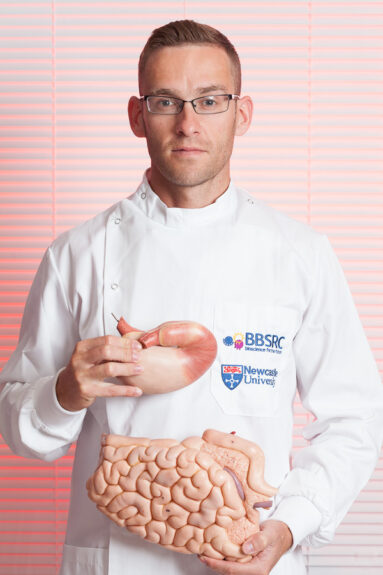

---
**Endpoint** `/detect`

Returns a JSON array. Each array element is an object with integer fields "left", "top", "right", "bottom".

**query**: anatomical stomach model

[
  {"left": 114, "top": 316, "right": 218, "bottom": 395},
  {"left": 87, "top": 429, "right": 277, "bottom": 563}
]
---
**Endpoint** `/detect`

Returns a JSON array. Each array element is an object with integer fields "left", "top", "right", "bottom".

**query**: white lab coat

[{"left": 0, "top": 174, "right": 382, "bottom": 575}]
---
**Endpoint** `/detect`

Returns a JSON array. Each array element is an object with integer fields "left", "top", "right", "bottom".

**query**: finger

[
  {"left": 80, "top": 379, "right": 143, "bottom": 399},
  {"left": 76, "top": 334, "right": 140, "bottom": 354},
  {"left": 90, "top": 360, "right": 144, "bottom": 381},
  {"left": 199, "top": 556, "right": 254, "bottom": 574},
  {"left": 242, "top": 530, "right": 268, "bottom": 556},
  {"left": 85, "top": 339, "right": 142, "bottom": 366}
]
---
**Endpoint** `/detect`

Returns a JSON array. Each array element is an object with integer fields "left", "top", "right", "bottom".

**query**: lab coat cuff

[
  {"left": 34, "top": 369, "right": 86, "bottom": 432},
  {"left": 269, "top": 496, "right": 322, "bottom": 550}
]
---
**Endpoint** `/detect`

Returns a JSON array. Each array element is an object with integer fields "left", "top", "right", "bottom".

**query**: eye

[
  {"left": 201, "top": 97, "right": 218, "bottom": 107},
  {"left": 148, "top": 97, "right": 179, "bottom": 113},
  {"left": 159, "top": 98, "right": 174, "bottom": 107}
]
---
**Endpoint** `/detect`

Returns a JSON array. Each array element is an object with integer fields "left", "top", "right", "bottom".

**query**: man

[{"left": 0, "top": 20, "right": 382, "bottom": 575}]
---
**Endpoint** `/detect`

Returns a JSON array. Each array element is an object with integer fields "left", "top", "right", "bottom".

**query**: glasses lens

[
  {"left": 194, "top": 95, "right": 230, "bottom": 114},
  {"left": 146, "top": 96, "right": 181, "bottom": 115}
]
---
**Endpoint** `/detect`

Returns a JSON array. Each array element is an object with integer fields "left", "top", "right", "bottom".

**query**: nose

[{"left": 174, "top": 101, "right": 200, "bottom": 136}]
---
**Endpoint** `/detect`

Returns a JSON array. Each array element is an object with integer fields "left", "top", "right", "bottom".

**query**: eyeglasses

[{"left": 140, "top": 94, "right": 239, "bottom": 115}]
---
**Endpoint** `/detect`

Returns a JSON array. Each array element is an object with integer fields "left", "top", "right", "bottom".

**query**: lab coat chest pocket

[{"left": 211, "top": 302, "right": 299, "bottom": 417}]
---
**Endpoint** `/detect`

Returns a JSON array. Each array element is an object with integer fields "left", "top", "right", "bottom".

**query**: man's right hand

[{"left": 56, "top": 335, "right": 144, "bottom": 411}]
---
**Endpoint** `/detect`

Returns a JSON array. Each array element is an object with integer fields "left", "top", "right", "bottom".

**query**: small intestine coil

[{"left": 87, "top": 429, "right": 277, "bottom": 562}]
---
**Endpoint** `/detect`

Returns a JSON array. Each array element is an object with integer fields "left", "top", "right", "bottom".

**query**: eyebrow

[{"left": 148, "top": 85, "right": 229, "bottom": 97}]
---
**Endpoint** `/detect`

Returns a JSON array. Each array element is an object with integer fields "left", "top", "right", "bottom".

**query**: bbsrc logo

[
  {"left": 223, "top": 331, "right": 285, "bottom": 354},
  {"left": 221, "top": 365, "right": 243, "bottom": 390}
]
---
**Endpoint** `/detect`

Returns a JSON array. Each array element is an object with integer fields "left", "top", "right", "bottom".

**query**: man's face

[{"left": 134, "top": 44, "right": 246, "bottom": 193}]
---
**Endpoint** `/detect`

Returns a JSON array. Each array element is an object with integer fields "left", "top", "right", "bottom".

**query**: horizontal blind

[{"left": 0, "top": 1, "right": 382, "bottom": 573}]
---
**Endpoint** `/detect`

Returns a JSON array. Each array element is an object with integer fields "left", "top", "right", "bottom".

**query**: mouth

[{"left": 171, "top": 147, "right": 206, "bottom": 155}]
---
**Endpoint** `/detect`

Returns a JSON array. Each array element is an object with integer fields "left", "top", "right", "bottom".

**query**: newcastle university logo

[{"left": 221, "top": 365, "right": 243, "bottom": 390}]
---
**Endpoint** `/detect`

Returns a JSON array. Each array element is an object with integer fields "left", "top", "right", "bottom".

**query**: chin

[{"left": 159, "top": 167, "right": 220, "bottom": 189}]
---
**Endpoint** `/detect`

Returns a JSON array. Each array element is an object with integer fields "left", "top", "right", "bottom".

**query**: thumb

[{"left": 242, "top": 529, "right": 268, "bottom": 556}]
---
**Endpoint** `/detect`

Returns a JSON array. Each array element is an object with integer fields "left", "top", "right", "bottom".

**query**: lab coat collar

[{"left": 128, "top": 170, "right": 237, "bottom": 228}]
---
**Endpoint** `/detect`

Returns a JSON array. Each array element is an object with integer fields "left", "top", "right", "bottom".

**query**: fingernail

[
  {"left": 243, "top": 542, "right": 254, "bottom": 554},
  {"left": 134, "top": 387, "right": 143, "bottom": 396},
  {"left": 132, "top": 340, "right": 142, "bottom": 351},
  {"left": 134, "top": 364, "right": 144, "bottom": 373},
  {"left": 132, "top": 351, "right": 139, "bottom": 361}
]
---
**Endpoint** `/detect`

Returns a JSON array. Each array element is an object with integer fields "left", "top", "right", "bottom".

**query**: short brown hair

[{"left": 138, "top": 20, "right": 241, "bottom": 94}]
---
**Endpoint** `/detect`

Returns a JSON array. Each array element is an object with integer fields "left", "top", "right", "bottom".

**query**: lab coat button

[
  {"left": 141, "top": 192, "right": 147, "bottom": 199},
  {"left": 111, "top": 282, "right": 119, "bottom": 290},
  {"left": 114, "top": 217, "right": 121, "bottom": 225}
]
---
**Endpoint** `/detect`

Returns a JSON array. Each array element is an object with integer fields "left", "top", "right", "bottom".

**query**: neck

[{"left": 147, "top": 167, "right": 231, "bottom": 209}]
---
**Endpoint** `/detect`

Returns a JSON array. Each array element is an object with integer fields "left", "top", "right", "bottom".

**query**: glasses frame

[{"left": 140, "top": 94, "right": 240, "bottom": 115}]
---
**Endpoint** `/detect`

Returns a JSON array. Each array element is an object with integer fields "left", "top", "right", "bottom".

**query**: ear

[
  {"left": 128, "top": 96, "right": 146, "bottom": 138},
  {"left": 234, "top": 95, "right": 253, "bottom": 137}
]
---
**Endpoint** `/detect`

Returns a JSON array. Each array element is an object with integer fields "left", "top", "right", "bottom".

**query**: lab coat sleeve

[
  {"left": 270, "top": 235, "right": 383, "bottom": 548},
  {"left": 0, "top": 247, "right": 86, "bottom": 461}
]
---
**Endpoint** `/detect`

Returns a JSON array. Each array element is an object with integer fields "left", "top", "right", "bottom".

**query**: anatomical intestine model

[
  {"left": 87, "top": 429, "right": 277, "bottom": 562},
  {"left": 114, "top": 316, "right": 218, "bottom": 394},
  {"left": 88, "top": 319, "right": 278, "bottom": 560}
]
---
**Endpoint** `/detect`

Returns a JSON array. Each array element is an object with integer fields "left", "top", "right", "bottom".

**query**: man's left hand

[{"left": 198, "top": 519, "right": 293, "bottom": 575}]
